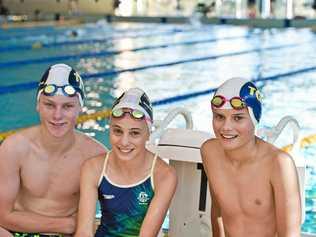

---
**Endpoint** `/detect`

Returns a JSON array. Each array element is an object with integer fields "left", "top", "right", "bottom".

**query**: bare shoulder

[
  {"left": 154, "top": 156, "right": 177, "bottom": 189},
  {"left": 200, "top": 138, "right": 220, "bottom": 163},
  {"left": 2, "top": 126, "right": 37, "bottom": 146},
  {"left": 81, "top": 154, "right": 106, "bottom": 182},
  {"left": 0, "top": 126, "right": 39, "bottom": 159},
  {"left": 271, "top": 147, "right": 296, "bottom": 171},
  {"left": 260, "top": 141, "right": 296, "bottom": 174},
  {"left": 75, "top": 131, "right": 108, "bottom": 158},
  {"left": 201, "top": 138, "right": 220, "bottom": 153},
  {"left": 82, "top": 154, "right": 105, "bottom": 168}
]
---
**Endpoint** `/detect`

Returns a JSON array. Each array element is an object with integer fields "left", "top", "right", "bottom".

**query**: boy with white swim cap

[
  {"left": 0, "top": 64, "right": 107, "bottom": 236},
  {"left": 201, "top": 77, "right": 301, "bottom": 237},
  {"left": 211, "top": 77, "right": 262, "bottom": 125}
]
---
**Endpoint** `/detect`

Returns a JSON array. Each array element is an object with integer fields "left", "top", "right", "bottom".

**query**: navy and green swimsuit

[{"left": 95, "top": 152, "right": 156, "bottom": 237}]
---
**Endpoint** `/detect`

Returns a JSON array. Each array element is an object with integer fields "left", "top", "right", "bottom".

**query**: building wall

[
  {"left": 2, "top": 0, "right": 315, "bottom": 19},
  {"left": 2, "top": 0, "right": 114, "bottom": 16},
  {"left": 77, "top": 0, "right": 114, "bottom": 14}
]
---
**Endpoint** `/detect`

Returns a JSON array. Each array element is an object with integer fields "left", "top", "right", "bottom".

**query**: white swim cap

[
  {"left": 213, "top": 77, "right": 262, "bottom": 126},
  {"left": 37, "top": 64, "right": 85, "bottom": 107},
  {"left": 112, "top": 87, "right": 153, "bottom": 130}
]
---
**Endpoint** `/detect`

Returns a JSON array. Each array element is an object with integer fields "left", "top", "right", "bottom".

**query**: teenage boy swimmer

[
  {"left": 201, "top": 77, "right": 301, "bottom": 237},
  {"left": 0, "top": 64, "right": 107, "bottom": 237}
]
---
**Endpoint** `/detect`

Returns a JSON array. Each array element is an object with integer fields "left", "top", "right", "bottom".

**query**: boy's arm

[
  {"left": 271, "top": 151, "right": 301, "bottom": 237},
  {"left": 210, "top": 186, "right": 225, "bottom": 237},
  {"left": 201, "top": 142, "right": 225, "bottom": 237},
  {"left": 0, "top": 135, "right": 75, "bottom": 234}
]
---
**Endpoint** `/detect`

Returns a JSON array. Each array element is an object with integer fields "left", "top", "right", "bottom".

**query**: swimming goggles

[
  {"left": 111, "top": 108, "right": 150, "bottom": 121},
  {"left": 211, "top": 95, "right": 246, "bottom": 110},
  {"left": 39, "top": 84, "right": 82, "bottom": 97}
]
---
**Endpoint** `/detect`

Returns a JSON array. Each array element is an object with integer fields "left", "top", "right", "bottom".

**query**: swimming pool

[{"left": 1, "top": 20, "right": 316, "bottom": 233}]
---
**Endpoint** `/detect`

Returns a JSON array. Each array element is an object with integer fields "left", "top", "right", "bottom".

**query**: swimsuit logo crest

[{"left": 137, "top": 191, "right": 149, "bottom": 205}]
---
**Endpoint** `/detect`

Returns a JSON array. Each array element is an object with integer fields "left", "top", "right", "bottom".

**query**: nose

[
  {"left": 120, "top": 132, "right": 130, "bottom": 146},
  {"left": 52, "top": 106, "right": 63, "bottom": 120},
  {"left": 222, "top": 118, "right": 233, "bottom": 131}
]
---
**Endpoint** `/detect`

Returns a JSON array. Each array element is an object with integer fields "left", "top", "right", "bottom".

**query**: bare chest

[
  {"left": 209, "top": 164, "right": 274, "bottom": 218},
  {"left": 20, "top": 151, "right": 85, "bottom": 198}
]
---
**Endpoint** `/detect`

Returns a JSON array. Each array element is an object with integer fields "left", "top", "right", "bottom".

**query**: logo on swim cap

[
  {"left": 239, "top": 81, "right": 262, "bottom": 124},
  {"left": 213, "top": 77, "right": 262, "bottom": 125},
  {"left": 37, "top": 64, "right": 85, "bottom": 107}
]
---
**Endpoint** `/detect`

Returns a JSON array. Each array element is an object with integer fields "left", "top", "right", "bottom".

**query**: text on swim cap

[{"left": 248, "top": 85, "right": 262, "bottom": 101}]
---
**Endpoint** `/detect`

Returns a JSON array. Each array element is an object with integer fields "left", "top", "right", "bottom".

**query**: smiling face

[
  {"left": 109, "top": 109, "right": 150, "bottom": 162},
  {"left": 37, "top": 94, "right": 81, "bottom": 138},
  {"left": 212, "top": 107, "right": 255, "bottom": 151}
]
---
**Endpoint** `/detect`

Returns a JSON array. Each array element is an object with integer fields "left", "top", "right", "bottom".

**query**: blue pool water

[{"left": 1, "top": 21, "right": 316, "bottom": 233}]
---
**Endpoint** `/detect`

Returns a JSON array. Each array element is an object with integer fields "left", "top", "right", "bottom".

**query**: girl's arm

[
  {"left": 139, "top": 159, "right": 177, "bottom": 237},
  {"left": 74, "top": 157, "right": 101, "bottom": 237}
]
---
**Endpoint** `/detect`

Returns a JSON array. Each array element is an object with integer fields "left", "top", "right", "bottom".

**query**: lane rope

[
  {"left": 0, "top": 28, "right": 200, "bottom": 52},
  {"left": 0, "top": 41, "right": 312, "bottom": 95},
  {"left": 0, "top": 34, "right": 263, "bottom": 68}
]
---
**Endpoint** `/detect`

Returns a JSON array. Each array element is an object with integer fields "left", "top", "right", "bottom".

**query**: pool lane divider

[
  {"left": 0, "top": 41, "right": 311, "bottom": 95},
  {"left": 0, "top": 34, "right": 264, "bottom": 68},
  {"left": 0, "top": 24, "right": 170, "bottom": 41},
  {"left": 0, "top": 27, "right": 64, "bottom": 41},
  {"left": 0, "top": 27, "right": 202, "bottom": 52}
]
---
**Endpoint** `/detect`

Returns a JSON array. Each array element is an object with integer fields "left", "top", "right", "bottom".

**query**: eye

[
  {"left": 233, "top": 115, "right": 244, "bottom": 121},
  {"left": 112, "top": 127, "right": 123, "bottom": 136},
  {"left": 214, "top": 113, "right": 225, "bottom": 121},
  {"left": 44, "top": 102, "right": 54, "bottom": 108},
  {"left": 130, "top": 130, "right": 141, "bottom": 137},
  {"left": 63, "top": 104, "right": 75, "bottom": 110}
]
